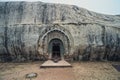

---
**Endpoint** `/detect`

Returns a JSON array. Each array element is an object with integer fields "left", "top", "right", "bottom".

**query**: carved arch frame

[{"left": 37, "top": 25, "right": 74, "bottom": 59}]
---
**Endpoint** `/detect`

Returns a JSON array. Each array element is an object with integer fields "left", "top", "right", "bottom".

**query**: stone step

[{"left": 40, "top": 60, "right": 72, "bottom": 68}]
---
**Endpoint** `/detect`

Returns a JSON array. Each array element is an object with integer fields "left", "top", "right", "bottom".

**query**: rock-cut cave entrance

[{"left": 48, "top": 39, "right": 64, "bottom": 60}]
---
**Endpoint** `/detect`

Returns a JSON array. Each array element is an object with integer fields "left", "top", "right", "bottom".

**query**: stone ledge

[{"left": 40, "top": 60, "right": 72, "bottom": 68}]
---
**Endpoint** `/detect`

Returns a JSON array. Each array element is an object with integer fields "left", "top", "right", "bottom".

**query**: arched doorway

[
  {"left": 48, "top": 39, "right": 64, "bottom": 60},
  {"left": 37, "top": 25, "right": 74, "bottom": 60}
]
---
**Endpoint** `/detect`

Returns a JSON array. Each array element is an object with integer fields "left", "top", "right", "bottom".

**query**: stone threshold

[{"left": 40, "top": 60, "right": 72, "bottom": 68}]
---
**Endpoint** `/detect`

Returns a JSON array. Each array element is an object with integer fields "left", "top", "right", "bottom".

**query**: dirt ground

[{"left": 0, "top": 61, "right": 120, "bottom": 80}]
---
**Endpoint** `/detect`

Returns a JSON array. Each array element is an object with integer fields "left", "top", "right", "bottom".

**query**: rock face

[{"left": 0, "top": 1, "right": 120, "bottom": 62}]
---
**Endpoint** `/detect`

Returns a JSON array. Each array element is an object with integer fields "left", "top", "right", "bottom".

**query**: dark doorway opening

[
  {"left": 48, "top": 38, "right": 64, "bottom": 61},
  {"left": 52, "top": 43, "right": 61, "bottom": 59}
]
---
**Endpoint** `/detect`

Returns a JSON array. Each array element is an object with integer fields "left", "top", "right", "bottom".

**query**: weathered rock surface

[
  {"left": 0, "top": 1, "right": 120, "bottom": 62},
  {"left": 26, "top": 73, "right": 37, "bottom": 79}
]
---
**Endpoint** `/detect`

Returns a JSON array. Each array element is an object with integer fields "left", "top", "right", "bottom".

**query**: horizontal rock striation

[{"left": 0, "top": 2, "right": 120, "bottom": 62}]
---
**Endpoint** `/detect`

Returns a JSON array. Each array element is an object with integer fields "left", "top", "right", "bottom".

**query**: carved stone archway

[{"left": 37, "top": 25, "right": 74, "bottom": 59}]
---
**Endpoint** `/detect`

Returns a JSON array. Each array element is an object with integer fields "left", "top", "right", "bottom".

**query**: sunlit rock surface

[{"left": 0, "top": 2, "right": 120, "bottom": 62}]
